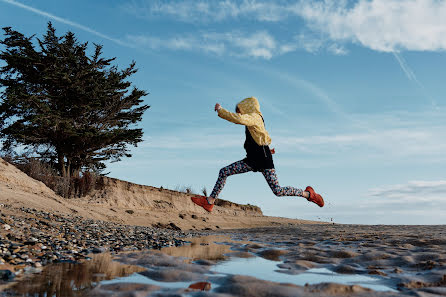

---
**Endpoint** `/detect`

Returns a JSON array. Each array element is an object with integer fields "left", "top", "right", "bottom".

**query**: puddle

[
  {"left": 212, "top": 256, "right": 393, "bottom": 292},
  {"left": 2, "top": 235, "right": 396, "bottom": 296},
  {"left": 1, "top": 253, "right": 145, "bottom": 296},
  {"left": 101, "top": 235, "right": 396, "bottom": 293}
]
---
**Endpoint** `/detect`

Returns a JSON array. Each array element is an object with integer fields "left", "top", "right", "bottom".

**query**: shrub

[{"left": 1, "top": 154, "right": 102, "bottom": 198}]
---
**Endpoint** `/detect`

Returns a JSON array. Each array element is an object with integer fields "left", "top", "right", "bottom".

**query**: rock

[
  {"left": 3, "top": 224, "right": 11, "bottom": 230},
  {"left": 368, "top": 269, "right": 387, "bottom": 276},
  {"left": 92, "top": 247, "right": 106, "bottom": 254},
  {"left": 0, "top": 269, "right": 14, "bottom": 281}
]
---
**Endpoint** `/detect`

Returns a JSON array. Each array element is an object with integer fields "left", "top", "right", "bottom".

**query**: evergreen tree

[{"left": 0, "top": 23, "right": 149, "bottom": 177}]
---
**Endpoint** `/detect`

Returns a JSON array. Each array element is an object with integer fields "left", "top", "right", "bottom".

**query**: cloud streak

[
  {"left": 123, "top": 0, "right": 298, "bottom": 22},
  {"left": 1, "top": 0, "right": 128, "bottom": 47},
  {"left": 127, "top": 0, "right": 446, "bottom": 54},
  {"left": 368, "top": 180, "right": 446, "bottom": 204},
  {"left": 126, "top": 31, "right": 294, "bottom": 59}
]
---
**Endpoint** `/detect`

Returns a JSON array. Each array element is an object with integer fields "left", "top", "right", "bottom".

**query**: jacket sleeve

[{"left": 217, "top": 108, "right": 259, "bottom": 127}]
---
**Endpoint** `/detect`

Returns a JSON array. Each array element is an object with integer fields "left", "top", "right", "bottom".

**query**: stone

[{"left": 0, "top": 269, "right": 14, "bottom": 281}]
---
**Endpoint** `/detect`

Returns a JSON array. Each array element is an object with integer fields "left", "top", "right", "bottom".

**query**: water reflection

[
  {"left": 212, "top": 257, "right": 395, "bottom": 292},
  {"left": 3, "top": 253, "right": 144, "bottom": 297},
  {"left": 160, "top": 235, "right": 241, "bottom": 261},
  {"left": 3, "top": 235, "right": 396, "bottom": 296}
]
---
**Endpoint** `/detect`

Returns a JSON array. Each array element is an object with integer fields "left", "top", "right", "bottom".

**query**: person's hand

[{"left": 214, "top": 103, "right": 221, "bottom": 111}]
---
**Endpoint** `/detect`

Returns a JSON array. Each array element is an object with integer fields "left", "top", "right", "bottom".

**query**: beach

[
  {"left": 2, "top": 223, "right": 446, "bottom": 296},
  {"left": 1, "top": 158, "right": 446, "bottom": 296}
]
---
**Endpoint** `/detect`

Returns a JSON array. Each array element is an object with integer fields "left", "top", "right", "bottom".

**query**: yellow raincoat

[{"left": 217, "top": 97, "right": 271, "bottom": 146}]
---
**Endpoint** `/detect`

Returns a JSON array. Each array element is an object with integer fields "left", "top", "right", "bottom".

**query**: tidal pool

[{"left": 1, "top": 234, "right": 397, "bottom": 296}]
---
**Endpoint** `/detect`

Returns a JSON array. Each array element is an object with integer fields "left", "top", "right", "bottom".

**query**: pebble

[{"left": 0, "top": 206, "right": 192, "bottom": 281}]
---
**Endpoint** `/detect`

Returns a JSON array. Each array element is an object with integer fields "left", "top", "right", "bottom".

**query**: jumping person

[{"left": 191, "top": 97, "right": 324, "bottom": 212}]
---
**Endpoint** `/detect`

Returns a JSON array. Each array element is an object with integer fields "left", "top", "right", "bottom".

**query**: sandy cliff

[{"left": 0, "top": 159, "right": 320, "bottom": 230}]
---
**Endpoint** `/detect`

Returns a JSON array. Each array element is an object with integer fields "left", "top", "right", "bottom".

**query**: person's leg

[
  {"left": 262, "top": 169, "right": 309, "bottom": 198},
  {"left": 208, "top": 160, "right": 253, "bottom": 204}
]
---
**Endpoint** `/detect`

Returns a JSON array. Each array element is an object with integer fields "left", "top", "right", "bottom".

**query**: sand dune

[{"left": 0, "top": 159, "right": 320, "bottom": 230}]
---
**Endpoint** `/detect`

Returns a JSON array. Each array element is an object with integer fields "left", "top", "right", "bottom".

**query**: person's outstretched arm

[{"left": 214, "top": 103, "right": 259, "bottom": 127}]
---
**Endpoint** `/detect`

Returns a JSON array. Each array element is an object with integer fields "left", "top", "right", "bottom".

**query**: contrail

[
  {"left": 392, "top": 52, "right": 417, "bottom": 82},
  {"left": 393, "top": 52, "right": 436, "bottom": 106},
  {"left": 0, "top": 0, "right": 129, "bottom": 47}
]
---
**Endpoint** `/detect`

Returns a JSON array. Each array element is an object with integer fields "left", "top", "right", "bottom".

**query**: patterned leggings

[{"left": 210, "top": 160, "right": 303, "bottom": 198}]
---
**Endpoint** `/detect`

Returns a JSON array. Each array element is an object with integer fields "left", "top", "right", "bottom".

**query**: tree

[{"left": 0, "top": 23, "right": 149, "bottom": 177}]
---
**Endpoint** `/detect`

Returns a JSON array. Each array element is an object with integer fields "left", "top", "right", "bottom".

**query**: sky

[{"left": 1, "top": 0, "right": 446, "bottom": 225}]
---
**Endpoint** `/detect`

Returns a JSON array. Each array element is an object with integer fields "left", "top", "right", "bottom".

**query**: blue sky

[{"left": 1, "top": 0, "right": 446, "bottom": 224}]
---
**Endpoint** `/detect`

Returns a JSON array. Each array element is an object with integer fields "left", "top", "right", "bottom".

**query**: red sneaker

[
  {"left": 305, "top": 186, "right": 324, "bottom": 207},
  {"left": 191, "top": 196, "right": 214, "bottom": 212}
]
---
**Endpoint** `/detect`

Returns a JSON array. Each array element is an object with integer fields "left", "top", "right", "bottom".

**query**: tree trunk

[{"left": 58, "top": 151, "right": 67, "bottom": 177}]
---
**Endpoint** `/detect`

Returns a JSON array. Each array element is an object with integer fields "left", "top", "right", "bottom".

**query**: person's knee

[
  {"left": 272, "top": 187, "right": 283, "bottom": 196},
  {"left": 219, "top": 168, "right": 229, "bottom": 177}
]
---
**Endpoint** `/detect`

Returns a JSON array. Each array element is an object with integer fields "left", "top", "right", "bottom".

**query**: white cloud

[
  {"left": 297, "top": 0, "right": 446, "bottom": 53},
  {"left": 274, "top": 126, "right": 446, "bottom": 164},
  {"left": 126, "top": 31, "right": 287, "bottom": 59},
  {"left": 126, "top": 0, "right": 446, "bottom": 54},
  {"left": 124, "top": 0, "right": 296, "bottom": 22},
  {"left": 367, "top": 180, "right": 446, "bottom": 204}
]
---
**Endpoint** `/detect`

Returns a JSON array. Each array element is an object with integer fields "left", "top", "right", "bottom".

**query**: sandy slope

[{"left": 0, "top": 159, "right": 321, "bottom": 230}]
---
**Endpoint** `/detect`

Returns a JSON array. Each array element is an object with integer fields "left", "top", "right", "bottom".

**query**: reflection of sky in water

[
  {"left": 212, "top": 256, "right": 395, "bottom": 292},
  {"left": 101, "top": 255, "right": 395, "bottom": 293},
  {"left": 101, "top": 272, "right": 193, "bottom": 289}
]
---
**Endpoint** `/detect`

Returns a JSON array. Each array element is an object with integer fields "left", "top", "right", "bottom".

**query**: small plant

[
  {"left": 184, "top": 186, "right": 193, "bottom": 194},
  {"left": 173, "top": 184, "right": 197, "bottom": 195},
  {"left": 201, "top": 186, "right": 208, "bottom": 197}
]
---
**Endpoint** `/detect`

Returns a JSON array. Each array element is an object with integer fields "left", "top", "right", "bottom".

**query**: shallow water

[
  {"left": 0, "top": 253, "right": 145, "bottom": 296},
  {"left": 1, "top": 234, "right": 396, "bottom": 296},
  {"left": 212, "top": 257, "right": 393, "bottom": 291}
]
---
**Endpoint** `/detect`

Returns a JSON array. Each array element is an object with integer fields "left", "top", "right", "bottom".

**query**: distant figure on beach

[{"left": 191, "top": 97, "right": 324, "bottom": 212}]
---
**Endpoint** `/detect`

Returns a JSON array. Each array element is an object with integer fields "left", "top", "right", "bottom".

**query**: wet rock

[
  {"left": 139, "top": 268, "right": 204, "bottom": 282},
  {"left": 306, "top": 282, "right": 372, "bottom": 294},
  {"left": 0, "top": 269, "right": 15, "bottom": 280},
  {"left": 246, "top": 243, "right": 264, "bottom": 249},
  {"left": 257, "top": 249, "right": 288, "bottom": 261},
  {"left": 368, "top": 269, "right": 387, "bottom": 276},
  {"left": 92, "top": 247, "right": 107, "bottom": 254},
  {"left": 90, "top": 283, "right": 161, "bottom": 296},
  {"left": 333, "top": 264, "right": 361, "bottom": 274},
  {"left": 215, "top": 274, "right": 303, "bottom": 297},
  {"left": 329, "top": 250, "right": 359, "bottom": 258}
]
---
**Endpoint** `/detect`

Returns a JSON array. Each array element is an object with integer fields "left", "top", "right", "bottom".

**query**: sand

[
  {"left": 90, "top": 226, "right": 446, "bottom": 296},
  {"left": 0, "top": 158, "right": 322, "bottom": 231},
  {"left": 2, "top": 158, "right": 445, "bottom": 296}
]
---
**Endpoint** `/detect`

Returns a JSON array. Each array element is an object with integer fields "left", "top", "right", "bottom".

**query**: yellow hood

[
  {"left": 237, "top": 97, "right": 262, "bottom": 116},
  {"left": 217, "top": 97, "right": 271, "bottom": 146}
]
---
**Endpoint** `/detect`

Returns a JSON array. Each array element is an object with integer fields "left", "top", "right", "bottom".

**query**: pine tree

[{"left": 0, "top": 23, "right": 149, "bottom": 177}]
